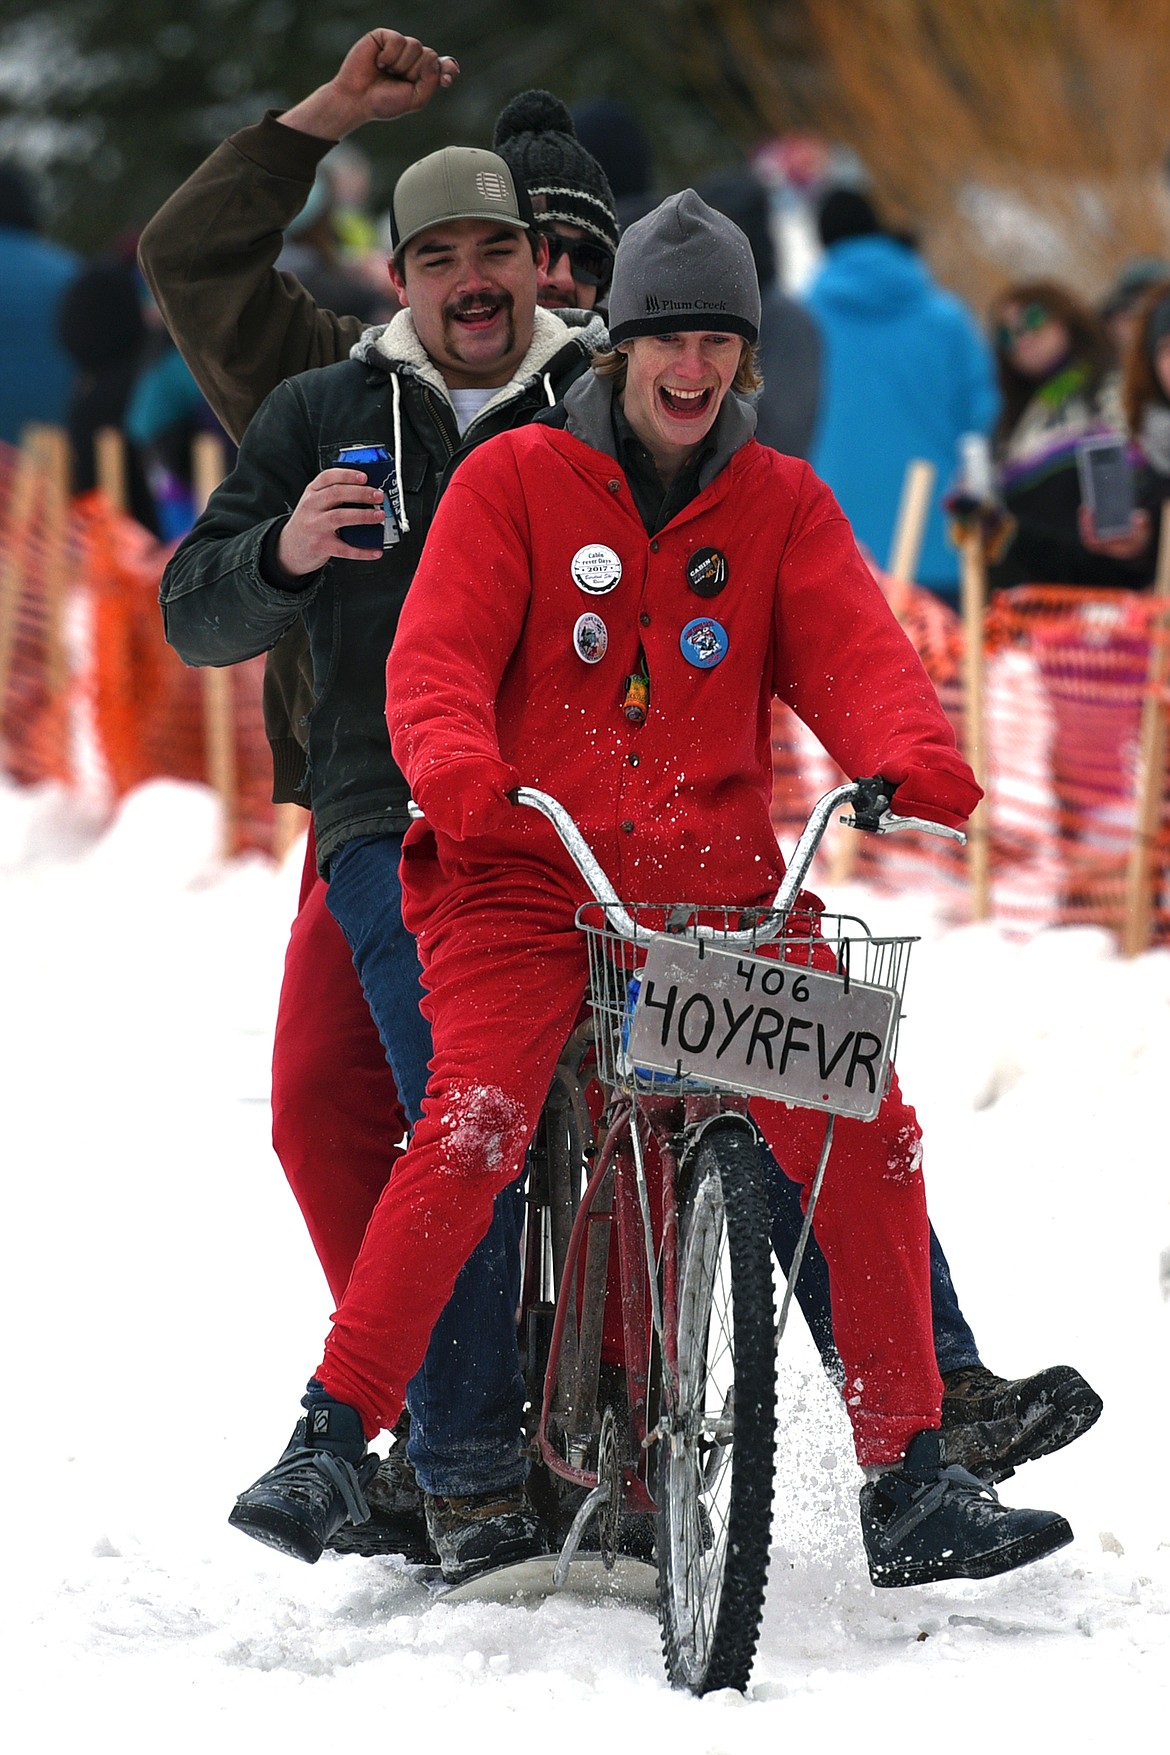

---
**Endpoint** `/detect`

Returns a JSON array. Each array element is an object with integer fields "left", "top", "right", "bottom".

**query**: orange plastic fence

[
  {"left": 3, "top": 437, "right": 1168, "bottom": 942},
  {"left": 0, "top": 443, "right": 73, "bottom": 787},
  {"left": 770, "top": 578, "right": 1170, "bottom": 944},
  {"left": 1, "top": 439, "right": 282, "bottom": 857}
]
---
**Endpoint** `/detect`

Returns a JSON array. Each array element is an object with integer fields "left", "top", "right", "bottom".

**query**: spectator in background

[
  {"left": 0, "top": 162, "right": 79, "bottom": 447},
  {"left": 987, "top": 278, "right": 1130, "bottom": 589},
  {"left": 696, "top": 166, "right": 821, "bottom": 459},
  {"left": 277, "top": 169, "right": 387, "bottom": 326},
  {"left": 55, "top": 250, "right": 159, "bottom": 534},
  {"left": 493, "top": 91, "right": 619, "bottom": 315},
  {"left": 803, "top": 188, "right": 998, "bottom": 609},
  {"left": 125, "top": 332, "right": 236, "bottom": 542},
  {"left": 1099, "top": 257, "right": 1170, "bottom": 367},
  {"left": 323, "top": 139, "right": 380, "bottom": 260},
  {"left": 571, "top": 97, "right": 657, "bottom": 228},
  {"left": 1079, "top": 279, "right": 1170, "bottom": 586}
]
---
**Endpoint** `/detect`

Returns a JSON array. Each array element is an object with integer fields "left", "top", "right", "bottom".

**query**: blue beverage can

[{"left": 335, "top": 443, "right": 402, "bottom": 550}]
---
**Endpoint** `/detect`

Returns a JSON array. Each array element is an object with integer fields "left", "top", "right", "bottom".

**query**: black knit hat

[
  {"left": 493, "top": 91, "right": 620, "bottom": 255},
  {"left": 607, "top": 190, "right": 761, "bottom": 347}
]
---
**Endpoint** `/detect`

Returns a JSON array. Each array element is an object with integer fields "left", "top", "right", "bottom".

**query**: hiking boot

[
  {"left": 229, "top": 1399, "right": 378, "bottom": 1565},
  {"left": 324, "top": 1411, "right": 431, "bottom": 1562},
  {"left": 860, "top": 1429, "right": 1073, "bottom": 1589},
  {"left": 940, "top": 1364, "right": 1103, "bottom": 1484},
  {"left": 424, "top": 1488, "right": 547, "bottom": 1585}
]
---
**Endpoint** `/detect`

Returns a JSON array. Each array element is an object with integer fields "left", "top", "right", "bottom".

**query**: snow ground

[{"left": 3, "top": 777, "right": 1167, "bottom": 1753}]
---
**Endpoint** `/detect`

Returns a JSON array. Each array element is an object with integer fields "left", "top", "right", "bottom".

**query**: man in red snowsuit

[{"left": 229, "top": 189, "right": 1074, "bottom": 1588}]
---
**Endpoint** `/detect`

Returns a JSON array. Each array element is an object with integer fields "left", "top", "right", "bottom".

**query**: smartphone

[
  {"left": 1075, "top": 435, "right": 1135, "bottom": 541},
  {"left": 335, "top": 443, "right": 401, "bottom": 550}
]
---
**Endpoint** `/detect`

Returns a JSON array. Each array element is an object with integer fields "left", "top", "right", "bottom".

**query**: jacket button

[
  {"left": 621, "top": 819, "right": 635, "bottom": 834},
  {"left": 607, "top": 479, "right": 622, "bottom": 493},
  {"left": 628, "top": 752, "right": 640, "bottom": 767},
  {"left": 639, "top": 612, "right": 651, "bottom": 627},
  {"left": 650, "top": 540, "right": 660, "bottom": 553}
]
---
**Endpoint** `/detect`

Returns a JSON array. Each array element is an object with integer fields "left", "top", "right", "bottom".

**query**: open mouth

[
  {"left": 658, "top": 385, "right": 714, "bottom": 420},
  {"left": 449, "top": 297, "right": 507, "bottom": 331}
]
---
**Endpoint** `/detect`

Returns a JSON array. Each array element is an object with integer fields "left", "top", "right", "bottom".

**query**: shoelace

[
  {"left": 271, "top": 1447, "right": 372, "bottom": 1527},
  {"left": 876, "top": 1463, "right": 998, "bottom": 1551}
]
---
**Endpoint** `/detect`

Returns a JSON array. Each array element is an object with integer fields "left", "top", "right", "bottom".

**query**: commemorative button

[
  {"left": 680, "top": 617, "right": 729, "bottom": 670},
  {"left": 571, "top": 543, "right": 622, "bottom": 595},
  {"left": 573, "top": 611, "right": 608, "bottom": 664},
  {"left": 686, "top": 546, "right": 728, "bottom": 597}
]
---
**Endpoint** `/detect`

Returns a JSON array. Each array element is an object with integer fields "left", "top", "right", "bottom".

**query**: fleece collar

[{"left": 351, "top": 306, "right": 608, "bottom": 422}]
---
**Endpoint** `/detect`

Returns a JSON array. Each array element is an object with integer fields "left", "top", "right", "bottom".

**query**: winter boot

[
  {"left": 229, "top": 1392, "right": 378, "bottom": 1565},
  {"left": 424, "top": 1487, "right": 547, "bottom": 1584},
  {"left": 940, "top": 1364, "right": 1103, "bottom": 1484},
  {"left": 860, "top": 1429, "right": 1073, "bottom": 1589},
  {"left": 324, "top": 1409, "right": 431, "bottom": 1561}
]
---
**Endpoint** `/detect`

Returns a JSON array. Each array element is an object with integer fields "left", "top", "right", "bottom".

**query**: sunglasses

[
  {"left": 543, "top": 231, "right": 614, "bottom": 289},
  {"left": 995, "top": 303, "right": 1050, "bottom": 349}
]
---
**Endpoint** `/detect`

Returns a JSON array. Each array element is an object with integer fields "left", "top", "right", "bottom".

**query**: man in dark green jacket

[{"left": 162, "top": 125, "right": 607, "bottom": 1583}]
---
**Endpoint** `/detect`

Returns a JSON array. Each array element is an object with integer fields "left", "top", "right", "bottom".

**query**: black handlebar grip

[{"left": 850, "top": 775, "right": 894, "bottom": 832}]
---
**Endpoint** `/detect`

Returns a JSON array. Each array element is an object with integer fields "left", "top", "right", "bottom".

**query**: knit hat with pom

[
  {"left": 607, "top": 189, "right": 761, "bottom": 347},
  {"left": 492, "top": 90, "right": 620, "bottom": 254}
]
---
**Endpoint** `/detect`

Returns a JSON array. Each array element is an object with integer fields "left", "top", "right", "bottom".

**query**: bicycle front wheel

[{"left": 657, "top": 1125, "right": 776, "bottom": 1695}]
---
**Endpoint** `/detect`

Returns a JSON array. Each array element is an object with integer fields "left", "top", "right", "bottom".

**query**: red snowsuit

[{"left": 315, "top": 410, "right": 980, "bottom": 1468}]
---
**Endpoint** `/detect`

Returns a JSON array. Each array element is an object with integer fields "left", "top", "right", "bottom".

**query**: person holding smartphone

[
  {"left": 986, "top": 278, "right": 1140, "bottom": 589},
  {"left": 1080, "top": 280, "right": 1170, "bottom": 582}
]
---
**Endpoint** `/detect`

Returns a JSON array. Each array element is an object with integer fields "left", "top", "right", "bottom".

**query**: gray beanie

[{"left": 607, "top": 189, "right": 761, "bottom": 347}]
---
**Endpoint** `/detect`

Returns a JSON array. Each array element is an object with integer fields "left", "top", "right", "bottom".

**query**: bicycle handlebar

[
  {"left": 407, "top": 783, "right": 964, "bottom": 944},
  {"left": 507, "top": 781, "right": 965, "bottom": 946}
]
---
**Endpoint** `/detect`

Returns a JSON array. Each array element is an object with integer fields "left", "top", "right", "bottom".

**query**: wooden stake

[
  {"left": 0, "top": 429, "right": 47, "bottom": 716},
  {"left": 1121, "top": 503, "right": 1170, "bottom": 957},
  {"left": 960, "top": 529, "right": 991, "bottom": 920},
  {"left": 885, "top": 458, "right": 936, "bottom": 620},
  {"left": 35, "top": 426, "right": 73, "bottom": 697},
  {"left": 273, "top": 802, "right": 308, "bottom": 862},
  {"left": 190, "top": 434, "right": 237, "bottom": 857},
  {"left": 94, "top": 427, "right": 127, "bottom": 513},
  {"left": 191, "top": 432, "right": 227, "bottom": 511},
  {"left": 828, "top": 459, "right": 936, "bottom": 889}
]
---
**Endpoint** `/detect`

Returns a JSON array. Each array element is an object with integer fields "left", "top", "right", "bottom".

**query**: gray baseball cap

[
  {"left": 607, "top": 189, "right": 761, "bottom": 346},
  {"left": 390, "top": 146, "right": 534, "bottom": 256}
]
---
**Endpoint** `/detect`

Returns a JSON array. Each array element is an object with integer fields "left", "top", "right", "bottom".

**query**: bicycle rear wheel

[{"left": 657, "top": 1125, "right": 776, "bottom": 1695}]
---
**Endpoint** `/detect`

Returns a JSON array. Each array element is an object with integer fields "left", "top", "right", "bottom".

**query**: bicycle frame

[
  {"left": 527, "top": 1079, "right": 757, "bottom": 1592},
  {"left": 513, "top": 781, "right": 966, "bottom": 1582}
]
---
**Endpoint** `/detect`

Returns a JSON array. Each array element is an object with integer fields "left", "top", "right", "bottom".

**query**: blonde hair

[{"left": 594, "top": 339, "right": 762, "bottom": 395}]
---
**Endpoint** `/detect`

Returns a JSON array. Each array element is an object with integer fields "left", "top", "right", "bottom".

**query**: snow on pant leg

[
  {"left": 754, "top": 1070, "right": 942, "bottom": 1468},
  {"left": 271, "top": 830, "right": 407, "bottom": 1305},
  {"left": 315, "top": 876, "right": 587, "bottom": 1440},
  {"left": 768, "top": 1157, "right": 981, "bottom": 1381}
]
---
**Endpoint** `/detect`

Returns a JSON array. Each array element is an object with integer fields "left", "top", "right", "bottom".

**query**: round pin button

[
  {"left": 573, "top": 611, "right": 608, "bottom": 663},
  {"left": 679, "top": 617, "right": 729, "bottom": 670},
  {"left": 571, "top": 543, "right": 622, "bottom": 595},
  {"left": 686, "top": 547, "right": 728, "bottom": 597}
]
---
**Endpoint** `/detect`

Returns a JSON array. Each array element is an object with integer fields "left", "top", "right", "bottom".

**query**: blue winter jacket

[
  {"left": 804, "top": 235, "right": 998, "bottom": 591},
  {"left": 0, "top": 226, "right": 79, "bottom": 445}
]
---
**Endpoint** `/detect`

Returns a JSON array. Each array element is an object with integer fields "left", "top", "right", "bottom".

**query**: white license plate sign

[{"left": 625, "top": 938, "right": 898, "bottom": 1120}]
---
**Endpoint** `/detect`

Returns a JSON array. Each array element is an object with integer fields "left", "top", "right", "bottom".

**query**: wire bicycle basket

[{"left": 577, "top": 901, "right": 917, "bottom": 1122}]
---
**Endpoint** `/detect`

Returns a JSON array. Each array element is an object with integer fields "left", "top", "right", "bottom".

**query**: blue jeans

[
  {"left": 326, "top": 834, "right": 528, "bottom": 1496},
  {"left": 766, "top": 1149, "right": 980, "bottom": 1380}
]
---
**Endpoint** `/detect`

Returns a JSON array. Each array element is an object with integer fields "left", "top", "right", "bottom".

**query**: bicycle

[{"left": 514, "top": 777, "right": 963, "bottom": 1695}]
